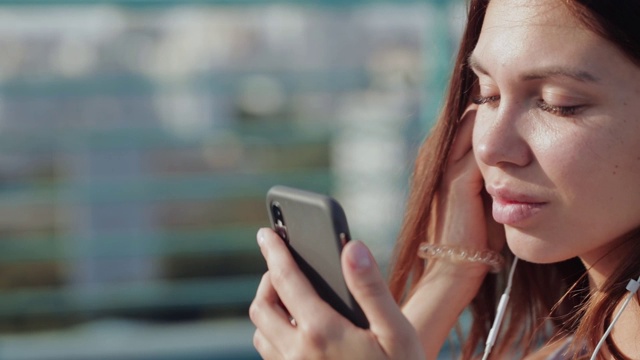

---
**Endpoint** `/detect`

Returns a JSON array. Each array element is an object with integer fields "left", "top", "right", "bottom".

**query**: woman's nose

[{"left": 473, "top": 105, "right": 533, "bottom": 168}]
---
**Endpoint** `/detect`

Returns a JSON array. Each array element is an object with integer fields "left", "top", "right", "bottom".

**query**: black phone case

[{"left": 266, "top": 185, "right": 369, "bottom": 329}]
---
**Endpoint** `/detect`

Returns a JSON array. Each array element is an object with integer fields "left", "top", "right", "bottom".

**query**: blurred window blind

[{"left": 0, "top": 0, "right": 460, "bottom": 349}]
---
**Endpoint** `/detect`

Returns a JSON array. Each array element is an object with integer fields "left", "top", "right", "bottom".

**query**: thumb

[{"left": 341, "top": 240, "right": 408, "bottom": 339}]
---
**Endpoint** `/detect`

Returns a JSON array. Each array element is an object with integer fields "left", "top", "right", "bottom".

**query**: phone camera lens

[
  {"left": 271, "top": 203, "right": 283, "bottom": 219},
  {"left": 270, "top": 202, "right": 288, "bottom": 242}
]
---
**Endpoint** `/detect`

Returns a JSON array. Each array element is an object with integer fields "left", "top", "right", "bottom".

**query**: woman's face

[{"left": 471, "top": 0, "right": 640, "bottom": 267}]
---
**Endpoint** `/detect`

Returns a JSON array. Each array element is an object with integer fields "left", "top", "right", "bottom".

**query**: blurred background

[{"left": 0, "top": 0, "right": 465, "bottom": 359}]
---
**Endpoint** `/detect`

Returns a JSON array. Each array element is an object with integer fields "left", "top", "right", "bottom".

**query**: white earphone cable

[
  {"left": 479, "top": 262, "right": 639, "bottom": 360},
  {"left": 589, "top": 275, "right": 640, "bottom": 360},
  {"left": 481, "top": 256, "right": 519, "bottom": 360}
]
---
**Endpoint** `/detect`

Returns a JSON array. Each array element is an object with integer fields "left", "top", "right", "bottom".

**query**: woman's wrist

[
  {"left": 403, "top": 261, "right": 488, "bottom": 360},
  {"left": 420, "top": 260, "right": 489, "bottom": 290}
]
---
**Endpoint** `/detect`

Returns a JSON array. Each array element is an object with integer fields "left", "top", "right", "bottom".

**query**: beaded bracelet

[{"left": 417, "top": 242, "right": 505, "bottom": 273}]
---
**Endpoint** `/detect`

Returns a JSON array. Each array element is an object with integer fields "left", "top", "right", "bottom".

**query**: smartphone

[{"left": 266, "top": 185, "right": 369, "bottom": 329}]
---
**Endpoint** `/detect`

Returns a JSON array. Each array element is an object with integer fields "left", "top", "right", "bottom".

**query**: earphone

[
  {"left": 481, "top": 256, "right": 519, "bottom": 360},
  {"left": 480, "top": 258, "right": 640, "bottom": 360},
  {"left": 589, "top": 274, "right": 640, "bottom": 360}
]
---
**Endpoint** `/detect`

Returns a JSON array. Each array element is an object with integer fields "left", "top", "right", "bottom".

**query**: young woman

[{"left": 249, "top": 0, "right": 640, "bottom": 359}]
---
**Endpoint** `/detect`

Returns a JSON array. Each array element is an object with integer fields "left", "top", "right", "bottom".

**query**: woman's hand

[
  {"left": 250, "top": 228, "right": 425, "bottom": 360},
  {"left": 431, "top": 104, "right": 506, "bottom": 272},
  {"left": 402, "top": 105, "right": 506, "bottom": 359}
]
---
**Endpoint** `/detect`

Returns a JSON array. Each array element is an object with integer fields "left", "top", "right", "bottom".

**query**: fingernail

[
  {"left": 257, "top": 228, "right": 266, "bottom": 246},
  {"left": 348, "top": 241, "right": 371, "bottom": 271}
]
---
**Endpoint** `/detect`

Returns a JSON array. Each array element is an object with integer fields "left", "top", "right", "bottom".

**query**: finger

[
  {"left": 452, "top": 144, "right": 485, "bottom": 192},
  {"left": 448, "top": 105, "right": 477, "bottom": 163},
  {"left": 482, "top": 189, "right": 507, "bottom": 251},
  {"left": 341, "top": 240, "right": 409, "bottom": 340},
  {"left": 440, "top": 150, "right": 486, "bottom": 241},
  {"left": 249, "top": 272, "right": 296, "bottom": 350},
  {"left": 253, "top": 329, "right": 283, "bottom": 360},
  {"left": 256, "top": 228, "right": 333, "bottom": 324}
]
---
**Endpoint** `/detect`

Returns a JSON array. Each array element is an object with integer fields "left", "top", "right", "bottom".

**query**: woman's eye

[
  {"left": 472, "top": 95, "right": 584, "bottom": 116},
  {"left": 536, "top": 99, "right": 583, "bottom": 116},
  {"left": 472, "top": 95, "right": 500, "bottom": 106}
]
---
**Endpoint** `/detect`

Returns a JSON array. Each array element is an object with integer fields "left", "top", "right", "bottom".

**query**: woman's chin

[{"left": 505, "top": 231, "right": 571, "bottom": 264}]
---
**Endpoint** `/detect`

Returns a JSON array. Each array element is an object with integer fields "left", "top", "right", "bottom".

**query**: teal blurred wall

[{"left": 0, "top": 1, "right": 463, "bottom": 358}]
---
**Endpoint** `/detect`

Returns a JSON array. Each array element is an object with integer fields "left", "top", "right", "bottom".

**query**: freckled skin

[{"left": 470, "top": 0, "right": 640, "bottom": 276}]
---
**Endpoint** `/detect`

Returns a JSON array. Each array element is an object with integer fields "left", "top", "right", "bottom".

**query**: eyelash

[
  {"left": 535, "top": 100, "right": 581, "bottom": 116},
  {"left": 471, "top": 95, "right": 582, "bottom": 116},
  {"left": 472, "top": 95, "right": 500, "bottom": 106}
]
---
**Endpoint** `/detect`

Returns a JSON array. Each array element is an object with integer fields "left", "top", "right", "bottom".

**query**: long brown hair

[{"left": 388, "top": 0, "right": 640, "bottom": 358}]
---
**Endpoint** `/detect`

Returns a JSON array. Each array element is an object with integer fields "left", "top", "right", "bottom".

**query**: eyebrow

[{"left": 467, "top": 53, "right": 600, "bottom": 83}]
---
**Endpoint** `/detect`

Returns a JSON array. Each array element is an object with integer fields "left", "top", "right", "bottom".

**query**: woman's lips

[
  {"left": 491, "top": 197, "right": 545, "bottom": 225},
  {"left": 487, "top": 187, "right": 547, "bottom": 225}
]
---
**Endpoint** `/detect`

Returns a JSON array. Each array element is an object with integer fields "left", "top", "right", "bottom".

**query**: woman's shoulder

[
  {"left": 544, "top": 338, "right": 573, "bottom": 360},
  {"left": 521, "top": 337, "right": 574, "bottom": 360}
]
